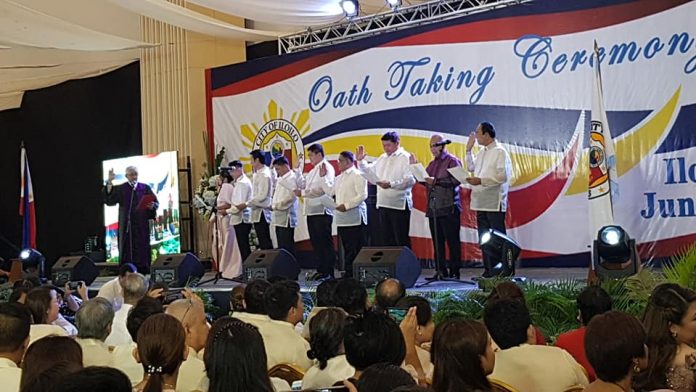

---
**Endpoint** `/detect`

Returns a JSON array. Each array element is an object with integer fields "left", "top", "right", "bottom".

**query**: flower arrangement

[{"left": 193, "top": 144, "right": 226, "bottom": 218}]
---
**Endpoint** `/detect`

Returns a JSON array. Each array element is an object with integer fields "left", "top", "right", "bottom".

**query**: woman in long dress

[{"left": 211, "top": 170, "right": 243, "bottom": 279}]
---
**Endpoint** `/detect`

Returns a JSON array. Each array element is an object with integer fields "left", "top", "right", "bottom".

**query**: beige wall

[{"left": 139, "top": 1, "right": 246, "bottom": 258}]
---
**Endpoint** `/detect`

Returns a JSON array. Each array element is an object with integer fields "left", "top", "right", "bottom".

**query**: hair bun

[{"left": 307, "top": 349, "right": 317, "bottom": 360}]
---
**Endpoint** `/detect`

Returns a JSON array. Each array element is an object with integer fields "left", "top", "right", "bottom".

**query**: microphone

[{"left": 433, "top": 139, "right": 451, "bottom": 147}]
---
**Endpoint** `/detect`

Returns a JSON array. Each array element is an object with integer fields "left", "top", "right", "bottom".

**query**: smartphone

[
  {"left": 67, "top": 281, "right": 82, "bottom": 290},
  {"left": 387, "top": 307, "right": 407, "bottom": 324}
]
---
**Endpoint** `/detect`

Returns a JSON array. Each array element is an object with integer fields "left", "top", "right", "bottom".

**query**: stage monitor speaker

[
  {"left": 243, "top": 249, "right": 300, "bottom": 281},
  {"left": 151, "top": 253, "right": 204, "bottom": 287},
  {"left": 353, "top": 247, "right": 421, "bottom": 288},
  {"left": 51, "top": 256, "right": 99, "bottom": 286}
]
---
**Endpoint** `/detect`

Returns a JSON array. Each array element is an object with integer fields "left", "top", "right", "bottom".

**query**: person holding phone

[{"left": 103, "top": 166, "right": 159, "bottom": 274}]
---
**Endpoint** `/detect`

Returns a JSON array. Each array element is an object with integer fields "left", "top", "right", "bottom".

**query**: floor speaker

[
  {"left": 242, "top": 249, "right": 300, "bottom": 281},
  {"left": 51, "top": 256, "right": 99, "bottom": 286},
  {"left": 151, "top": 253, "right": 204, "bottom": 287},
  {"left": 353, "top": 246, "right": 421, "bottom": 288}
]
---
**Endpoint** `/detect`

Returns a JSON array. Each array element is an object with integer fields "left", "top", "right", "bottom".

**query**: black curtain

[{"left": 0, "top": 62, "right": 142, "bottom": 268}]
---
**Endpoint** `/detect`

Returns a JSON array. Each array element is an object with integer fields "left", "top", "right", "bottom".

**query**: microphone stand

[{"left": 416, "top": 179, "right": 474, "bottom": 288}]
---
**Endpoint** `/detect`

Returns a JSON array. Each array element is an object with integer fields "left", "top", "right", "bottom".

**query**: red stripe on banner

[
  {"left": 638, "top": 232, "right": 696, "bottom": 259},
  {"left": 28, "top": 203, "right": 36, "bottom": 249},
  {"left": 382, "top": 0, "right": 688, "bottom": 47},
  {"left": 205, "top": 69, "right": 215, "bottom": 165},
  {"left": 211, "top": 50, "right": 356, "bottom": 98}
]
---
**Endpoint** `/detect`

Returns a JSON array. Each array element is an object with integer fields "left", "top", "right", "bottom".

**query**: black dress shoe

[{"left": 449, "top": 272, "right": 461, "bottom": 280}]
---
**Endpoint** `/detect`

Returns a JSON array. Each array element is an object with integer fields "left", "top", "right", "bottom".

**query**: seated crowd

[{"left": 1, "top": 262, "right": 695, "bottom": 392}]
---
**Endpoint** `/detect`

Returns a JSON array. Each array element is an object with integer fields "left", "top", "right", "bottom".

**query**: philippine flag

[{"left": 19, "top": 143, "right": 36, "bottom": 250}]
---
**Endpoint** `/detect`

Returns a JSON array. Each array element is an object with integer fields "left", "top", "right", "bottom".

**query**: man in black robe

[{"left": 104, "top": 166, "right": 158, "bottom": 273}]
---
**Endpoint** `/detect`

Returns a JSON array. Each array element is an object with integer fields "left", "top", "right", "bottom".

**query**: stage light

[
  {"left": 341, "top": 0, "right": 359, "bottom": 17},
  {"left": 19, "top": 248, "right": 45, "bottom": 279},
  {"left": 479, "top": 229, "right": 521, "bottom": 277},
  {"left": 593, "top": 225, "right": 639, "bottom": 279},
  {"left": 386, "top": 0, "right": 401, "bottom": 10}
]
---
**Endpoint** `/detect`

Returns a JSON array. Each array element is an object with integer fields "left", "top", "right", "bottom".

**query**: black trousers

[
  {"left": 338, "top": 224, "right": 366, "bottom": 277},
  {"left": 428, "top": 211, "right": 462, "bottom": 274},
  {"left": 233, "top": 222, "right": 252, "bottom": 262},
  {"left": 253, "top": 214, "right": 273, "bottom": 250},
  {"left": 378, "top": 207, "right": 411, "bottom": 248},
  {"left": 307, "top": 214, "right": 337, "bottom": 276},
  {"left": 275, "top": 225, "right": 296, "bottom": 258},
  {"left": 476, "top": 210, "right": 507, "bottom": 274}
]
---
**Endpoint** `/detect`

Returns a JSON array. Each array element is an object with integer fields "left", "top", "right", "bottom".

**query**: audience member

[
  {"left": 431, "top": 318, "right": 494, "bottom": 392},
  {"left": 556, "top": 285, "right": 612, "bottom": 381},
  {"left": 395, "top": 296, "right": 435, "bottom": 377},
  {"left": 302, "top": 279, "right": 339, "bottom": 340},
  {"left": 21, "top": 336, "right": 83, "bottom": 391},
  {"left": 487, "top": 281, "right": 546, "bottom": 344},
  {"left": 233, "top": 279, "right": 272, "bottom": 328},
  {"left": 75, "top": 298, "right": 115, "bottom": 366},
  {"left": 229, "top": 285, "right": 246, "bottom": 312},
  {"left": 344, "top": 311, "right": 406, "bottom": 380},
  {"left": 165, "top": 296, "right": 210, "bottom": 391},
  {"left": 0, "top": 303, "right": 32, "bottom": 392},
  {"left": 484, "top": 299, "right": 588, "bottom": 392},
  {"left": 584, "top": 311, "right": 648, "bottom": 392},
  {"left": 133, "top": 314, "right": 187, "bottom": 392},
  {"left": 25, "top": 287, "right": 68, "bottom": 344},
  {"left": 355, "top": 363, "right": 416, "bottom": 392},
  {"left": 105, "top": 272, "right": 148, "bottom": 346},
  {"left": 374, "top": 278, "right": 406, "bottom": 312},
  {"left": 333, "top": 278, "right": 368, "bottom": 316},
  {"left": 96, "top": 263, "right": 137, "bottom": 311},
  {"left": 53, "top": 367, "right": 132, "bottom": 392},
  {"left": 112, "top": 297, "right": 164, "bottom": 384},
  {"left": 203, "top": 316, "right": 286, "bottom": 392},
  {"left": 261, "top": 280, "right": 312, "bottom": 369},
  {"left": 303, "top": 308, "right": 355, "bottom": 389},
  {"left": 8, "top": 286, "right": 30, "bottom": 304},
  {"left": 635, "top": 283, "right": 696, "bottom": 392}
]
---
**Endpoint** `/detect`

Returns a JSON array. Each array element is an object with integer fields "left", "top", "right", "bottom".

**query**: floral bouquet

[{"left": 193, "top": 144, "right": 226, "bottom": 218}]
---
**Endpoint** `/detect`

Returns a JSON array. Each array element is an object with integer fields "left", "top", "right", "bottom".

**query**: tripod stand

[
  {"left": 198, "top": 210, "right": 245, "bottom": 286},
  {"left": 416, "top": 190, "right": 474, "bottom": 288}
]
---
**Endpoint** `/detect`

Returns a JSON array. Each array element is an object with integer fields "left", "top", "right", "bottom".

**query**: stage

[{"left": 88, "top": 267, "right": 589, "bottom": 315}]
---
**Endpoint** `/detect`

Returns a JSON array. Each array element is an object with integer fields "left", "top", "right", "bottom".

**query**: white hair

[{"left": 125, "top": 166, "right": 138, "bottom": 174}]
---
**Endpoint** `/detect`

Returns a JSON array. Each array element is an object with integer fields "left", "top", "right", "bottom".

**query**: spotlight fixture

[
  {"left": 19, "top": 248, "right": 45, "bottom": 279},
  {"left": 592, "top": 225, "right": 639, "bottom": 279},
  {"left": 340, "top": 0, "right": 359, "bottom": 17},
  {"left": 386, "top": 0, "right": 402, "bottom": 10},
  {"left": 479, "top": 229, "right": 521, "bottom": 277}
]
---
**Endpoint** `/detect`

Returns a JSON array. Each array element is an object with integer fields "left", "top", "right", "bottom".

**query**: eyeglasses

[{"left": 180, "top": 299, "right": 194, "bottom": 326}]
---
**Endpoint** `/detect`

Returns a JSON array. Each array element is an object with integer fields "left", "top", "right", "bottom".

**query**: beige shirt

[
  {"left": 298, "top": 159, "right": 335, "bottom": 216},
  {"left": 0, "top": 357, "right": 21, "bottom": 392},
  {"left": 465, "top": 141, "right": 513, "bottom": 212},
  {"left": 271, "top": 170, "right": 300, "bottom": 228},
  {"left": 232, "top": 311, "right": 272, "bottom": 329},
  {"left": 105, "top": 303, "right": 134, "bottom": 346},
  {"left": 489, "top": 344, "right": 588, "bottom": 392},
  {"left": 250, "top": 166, "right": 273, "bottom": 223},
  {"left": 259, "top": 319, "right": 312, "bottom": 370},
  {"left": 29, "top": 323, "right": 68, "bottom": 346},
  {"left": 77, "top": 338, "right": 113, "bottom": 367},
  {"left": 321, "top": 167, "right": 368, "bottom": 227},
  {"left": 359, "top": 147, "right": 415, "bottom": 210},
  {"left": 302, "top": 354, "right": 355, "bottom": 390}
]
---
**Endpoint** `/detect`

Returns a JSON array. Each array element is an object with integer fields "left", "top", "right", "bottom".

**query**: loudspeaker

[
  {"left": 51, "top": 256, "right": 99, "bottom": 286},
  {"left": 151, "top": 253, "right": 204, "bottom": 287},
  {"left": 242, "top": 249, "right": 300, "bottom": 281},
  {"left": 353, "top": 247, "right": 422, "bottom": 288}
]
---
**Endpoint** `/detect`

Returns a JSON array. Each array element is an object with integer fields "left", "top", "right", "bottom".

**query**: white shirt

[
  {"left": 465, "top": 141, "right": 513, "bottom": 212},
  {"left": 297, "top": 159, "right": 335, "bottom": 216},
  {"left": 272, "top": 170, "right": 300, "bottom": 228},
  {"left": 302, "top": 354, "right": 355, "bottom": 390},
  {"left": 250, "top": 166, "right": 273, "bottom": 223},
  {"left": 104, "top": 303, "right": 134, "bottom": 346},
  {"left": 77, "top": 338, "right": 113, "bottom": 367},
  {"left": 53, "top": 313, "right": 78, "bottom": 336},
  {"left": 29, "top": 323, "right": 68, "bottom": 346},
  {"left": 321, "top": 166, "right": 367, "bottom": 227},
  {"left": 226, "top": 174, "right": 253, "bottom": 225},
  {"left": 358, "top": 147, "right": 415, "bottom": 210},
  {"left": 97, "top": 277, "right": 124, "bottom": 311},
  {"left": 0, "top": 357, "right": 21, "bottom": 392},
  {"left": 489, "top": 344, "right": 588, "bottom": 392}
]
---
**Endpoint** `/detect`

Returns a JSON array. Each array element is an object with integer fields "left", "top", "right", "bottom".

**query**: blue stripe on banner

[
  {"left": 656, "top": 103, "right": 696, "bottom": 153},
  {"left": 303, "top": 105, "right": 649, "bottom": 150},
  {"left": 210, "top": 0, "right": 637, "bottom": 89}
]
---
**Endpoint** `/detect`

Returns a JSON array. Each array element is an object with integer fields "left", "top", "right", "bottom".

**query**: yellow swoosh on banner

[
  {"left": 320, "top": 135, "right": 562, "bottom": 187},
  {"left": 564, "top": 86, "right": 682, "bottom": 196}
]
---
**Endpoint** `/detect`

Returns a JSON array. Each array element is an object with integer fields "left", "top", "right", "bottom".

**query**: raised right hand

[
  {"left": 466, "top": 131, "right": 476, "bottom": 152},
  {"left": 356, "top": 145, "right": 366, "bottom": 161},
  {"left": 108, "top": 168, "right": 115, "bottom": 182}
]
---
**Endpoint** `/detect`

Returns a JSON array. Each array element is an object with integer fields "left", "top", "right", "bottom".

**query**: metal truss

[{"left": 278, "top": 0, "right": 532, "bottom": 54}]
